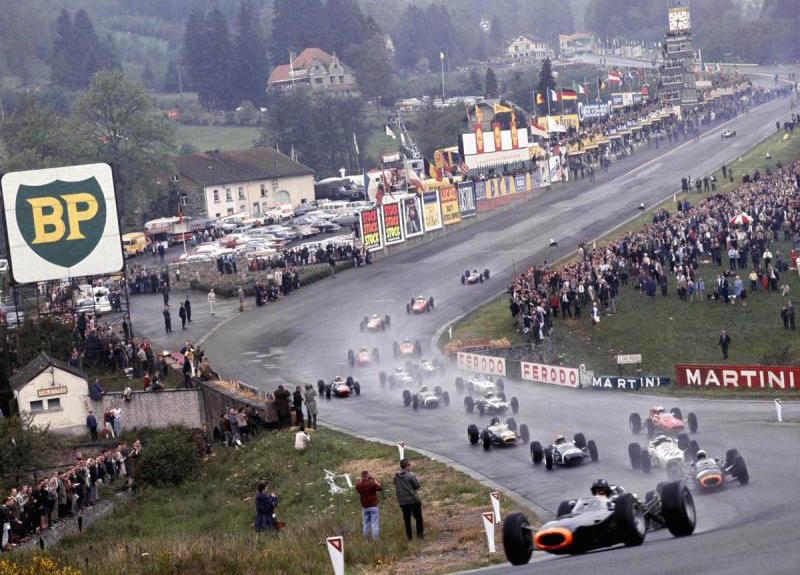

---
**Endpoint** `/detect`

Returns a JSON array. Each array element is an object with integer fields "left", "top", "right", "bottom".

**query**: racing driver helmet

[
  {"left": 590, "top": 478, "right": 611, "bottom": 497},
  {"left": 554, "top": 434, "right": 566, "bottom": 445},
  {"left": 695, "top": 450, "right": 707, "bottom": 461}
]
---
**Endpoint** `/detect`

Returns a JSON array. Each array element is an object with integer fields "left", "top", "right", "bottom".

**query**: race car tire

[
  {"left": 410, "top": 297, "right": 415, "bottom": 307},
  {"left": 733, "top": 455, "right": 749, "bottom": 485},
  {"left": 325, "top": 384, "right": 332, "bottom": 400},
  {"left": 461, "top": 275, "right": 466, "bottom": 285},
  {"left": 497, "top": 392, "right": 507, "bottom": 401},
  {"left": 506, "top": 417, "right": 517, "bottom": 432},
  {"left": 455, "top": 377, "right": 464, "bottom": 393},
  {"left": 464, "top": 396, "right": 474, "bottom": 413},
  {"left": 393, "top": 342, "right": 400, "bottom": 358},
  {"left": 613, "top": 493, "right": 646, "bottom": 547},
  {"left": 360, "top": 321, "right": 365, "bottom": 332},
  {"left": 347, "top": 349, "right": 355, "bottom": 367},
  {"left": 645, "top": 418, "right": 655, "bottom": 439},
  {"left": 519, "top": 424, "right": 530, "bottom": 444},
  {"left": 465, "top": 269, "right": 471, "bottom": 278},
  {"left": 628, "top": 442, "right": 642, "bottom": 469},
  {"left": 482, "top": 431, "right": 491, "bottom": 450},
  {"left": 362, "top": 315, "right": 368, "bottom": 324},
  {"left": 484, "top": 269, "right": 490, "bottom": 279},
  {"left": 468, "top": 424, "right": 480, "bottom": 444},
  {"left": 479, "top": 275, "right": 484, "bottom": 283},
  {"left": 353, "top": 381, "right": 361, "bottom": 396},
  {"left": 556, "top": 500, "right": 574, "bottom": 518},
  {"left": 666, "top": 462, "right": 682, "bottom": 482},
  {"left": 671, "top": 407, "right": 683, "bottom": 421},
  {"left": 372, "top": 348, "right": 380, "bottom": 363},
  {"left": 687, "top": 440, "right": 700, "bottom": 460},
  {"left": 428, "top": 297, "right": 435, "bottom": 309},
  {"left": 510, "top": 397, "right": 519, "bottom": 414},
  {"left": 379, "top": 371, "right": 387, "bottom": 387},
  {"left": 402, "top": 390, "right": 412, "bottom": 406},
  {"left": 531, "top": 441, "right": 543, "bottom": 465},
  {"left": 574, "top": 432, "right": 587, "bottom": 449},
  {"left": 660, "top": 481, "right": 697, "bottom": 537},
  {"left": 588, "top": 439, "right": 599, "bottom": 463},
  {"left": 385, "top": 315, "right": 391, "bottom": 327},
  {"left": 346, "top": 376, "right": 354, "bottom": 387},
  {"left": 502, "top": 513, "right": 534, "bottom": 566},
  {"left": 412, "top": 395, "right": 419, "bottom": 410},
  {"left": 495, "top": 379, "right": 504, "bottom": 393},
  {"left": 677, "top": 432, "right": 690, "bottom": 451},
  {"left": 413, "top": 340, "right": 422, "bottom": 356},
  {"left": 629, "top": 413, "right": 642, "bottom": 434},
  {"left": 477, "top": 402, "right": 485, "bottom": 417},
  {"left": 725, "top": 448, "right": 740, "bottom": 468},
  {"left": 434, "top": 385, "right": 442, "bottom": 395},
  {"left": 406, "top": 303, "right": 411, "bottom": 314},
  {"left": 442, "top": 391, "right": 450, "bottom": 406},
  {"left": 545, "top": 448, "right": 554, "bottom": 470},
  {"left": 640, "top": 448, "right": 652, "bottom": 474},
  {"left": 317, "top": 379, "right": 325, "bottom": 395},
  {"left": 687, "top": 412, "right": 698, "bottom": 433}
]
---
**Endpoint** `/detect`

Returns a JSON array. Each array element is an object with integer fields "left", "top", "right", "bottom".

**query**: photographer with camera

[{"left": 355, "top": 469, "right": 382, "bottom": 541}]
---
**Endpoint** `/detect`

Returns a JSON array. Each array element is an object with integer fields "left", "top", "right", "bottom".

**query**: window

[
  {"left": 213, "top": 190, "right": 220, "bottom": 203},
  {"left": 272, "top": 179, "right": 279, "bottom": 191},
  {"left": 315, "top": 78, "right": 323, "bottom": 85},
  {"left": 276, "top": 190, "right": 291, "bottom": 204},
  {"left": 329, "top": 76, "right": 335, "bottom": 84},
  {"left": 179, "top": 193, "right": 188, "bottom": 206},
  {"left": 339, "top": 75, "right": 344, "bottom": 83},
  {"left": 238, "top": 187, "right": 245, "bottom": 200},
  {"left": 47, "top": 398, "right": 61, "bottom": 410},
  {"left": 253, "top": 203, "right": 261, "bottom": 215},
  {"left": 30, "top": 400, "right": 44, "bottom": 412},
  {"left": 260, "top": 184, "right": 267, "bottom": 197},
  {"left": 225, "top": 188, "right": 232, "bottom": 201},
  {"left": 227, "top": 207, "right": 234, "bottom": 215}
]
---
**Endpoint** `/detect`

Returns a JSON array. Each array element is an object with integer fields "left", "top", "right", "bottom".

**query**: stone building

[{"left": 268, "top": 48, "right": 357, "bottom": 95}]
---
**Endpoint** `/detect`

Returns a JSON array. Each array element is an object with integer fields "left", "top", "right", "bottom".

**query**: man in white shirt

[
  {"left": 294, "top": 425, "right": 311, "bottom": 452},
  {"left": 208, "top": 289, "right": 216, "bottom": 316}
]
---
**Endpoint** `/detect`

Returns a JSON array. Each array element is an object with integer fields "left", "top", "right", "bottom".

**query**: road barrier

[
  {"left": 591, "top": 375, "right": 670, "bottom": 390},
  {"left": 457, "top": 352, "right": 506, "bottom": 377},
  {"left": 676, "top": 364, "right": 800, "bottom": 390}
]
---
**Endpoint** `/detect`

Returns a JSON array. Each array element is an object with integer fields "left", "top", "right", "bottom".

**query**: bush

[
  {"left": 0, "top": 556, "right": 80, "bottom": 575},
  {"left": 134, "top": 426, "right": 199, "bottom": 487}
]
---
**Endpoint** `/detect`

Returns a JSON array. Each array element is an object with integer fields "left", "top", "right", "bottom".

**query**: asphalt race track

[{"left": 133, "top": 90, "right": 800, "bottom": 574}]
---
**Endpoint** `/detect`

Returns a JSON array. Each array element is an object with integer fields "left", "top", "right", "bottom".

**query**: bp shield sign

[{"left": 1, "top": 163, "right": 123, "bottom": 283}]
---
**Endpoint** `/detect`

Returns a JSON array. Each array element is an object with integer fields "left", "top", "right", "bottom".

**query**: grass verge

[
  {"left": 175, "top": 124, "right": 261, "bottom": 152},
  {"left": 20, "top": 427, "right": 530, "bottom": 575},
  {"left": 445, "top": 130, "right": 800, "bottom": 394}
]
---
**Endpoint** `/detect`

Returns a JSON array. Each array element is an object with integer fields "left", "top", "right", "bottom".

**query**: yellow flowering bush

[{"left": 0, "top": 556, "right": 81, "bottom": 575}]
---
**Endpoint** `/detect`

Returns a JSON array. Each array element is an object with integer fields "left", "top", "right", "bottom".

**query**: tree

[
  {"left": 73, "top": 70, "right": 175, "bottom": 225},
  {"left": 270, "top": 0, "right": 323, "bottom": 62},
  {"left": 485, "top": 67, "right": 498, "bottom": 98},
  {"left": 50, "top": 9, "right": 76, "bottom": 89},
  {"left": 490, "top": 15, "right": 504, "bottom": 55},
  {"left": 322, "top": 0, "right": 367, "bottom": 55},
  {"left": 163, "top": 58, "right": 180, "bottom": 93},
  {"left": 182, "top": 9, "right": 207, "bottom": 92},
  {"left": 51, "top": 9, "right": 118, "bottom": 90},
  {"left": 469, "top": 68, "right": 483, "bottom": 93},
  {"left": 0, "top": 414, "right": 62, "bottom": 492},
  {"left": 233, "top": 1, "right": 269, "bottom": 106},
  {"left": 141, "top": 62, "right": 155, "bottom": 89},
  {"left": 346, "top": 32, "right": 394, "bottom": 105},
  {"left": 202, "top": 8, "right": 235, "bottom": 110},
  {"left": 537, "top": 58, "right": 556, "bottom": 95}
]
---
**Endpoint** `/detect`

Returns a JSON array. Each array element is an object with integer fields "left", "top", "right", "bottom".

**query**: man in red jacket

[{"left": 355, "top": 470, "right": 382, "bottom": 540}]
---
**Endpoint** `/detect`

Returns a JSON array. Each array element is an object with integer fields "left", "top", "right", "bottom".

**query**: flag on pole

[
  {"left": 352, "top": 132, "right": 359, "bottom": 155},
  {"left": 597, "top": 77, "right": 605, "bottom": 92},
  {"left": 475, "top": 104, "right": 483, "bottom": 123},
  {"left": 560, "top": 89, "right": 577, "bottom": 100},
  {"left": 577, "top": 84, "right": 586, "bottom": 95},
  {"left": 607, "top": 70, "right": 622, "bottom": 85},
  {"left": 535, "top": 92, "right": 545, "bottom": 105},
  {"left": 493, "top": 102, "right": 513, "bottom": 114},
  {"left": 549, "top": 88, "right": 559, "bottom": 102},
  {"left": 385, "top": 125, "right": 396, "bottom": 139}
]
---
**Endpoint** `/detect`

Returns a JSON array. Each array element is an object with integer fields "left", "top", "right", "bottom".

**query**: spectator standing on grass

[
  {"left": 292, "top": 385, "right": 304, "bottom": 428},
  {"left": 184, "top": 297, "right": 192, "bottom": 322},
  {"left": 163, "top": 306, "right": 172, "bottom": 333},
  {"left": 255, "top": 482, "right": 278, "bottom": 532},
  {"left": 393, "top": 459, "right": 424, "bottom": 540},
  {"left": 274, "top": 385, "right": 291, "bottom": 427},
  {"left": 208, "top": 288, "right": 216, "bottom": 316},
  {"left": 179, "top": 304, "right": 187, "bottom": 329},
  {"left": 719, "top": 329, "right": 731, "bottom": 360},
  {"left": 356, "top": 470, "right": 382, "bottom": 541},
  {"left": 788, "top": 302, "right": 796, "bottom": 330},
  {"left": 86, "top": 411, "right": 98, "bottom": 441},
  {"left": 304, "top": 384, "right": 318, "bottom": 429}
]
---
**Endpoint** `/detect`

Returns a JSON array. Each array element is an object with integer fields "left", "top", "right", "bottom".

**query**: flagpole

[{"left": 440, "top": 51, "right": 445, "bottom": 102}]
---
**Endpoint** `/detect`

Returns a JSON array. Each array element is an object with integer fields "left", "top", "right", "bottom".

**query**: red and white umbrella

[{"left": 729, "top": 213, "right": 752, "bottom": 226}]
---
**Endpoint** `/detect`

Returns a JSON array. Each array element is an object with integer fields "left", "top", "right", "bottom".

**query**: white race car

[
  {"left": 721, "top": 130, "right": 737, "bottom": 139},
  {"left": 406, "top": 358, "right": 446, "bottom": 379},
  {"left": 455, "top": 374, "right": 504, "bottom": 395},
  {"left": 464, "top": 391, "right": 519, "bottom": 416},
  {"left": 379, "top": 366, "right": 417, "bottom": 388},
  {"left": 461, "top": 268, "right": 490, "bottom": 284},
  {"left": 393, "top": 338, "right": 422, "bottom": 358},
  {"left": 402, "top": 385, "right": 450, "bottom": 409},
  {"left": 360, "top": 314, "right": 391, "bottom": 332},
  {"left": 530, "top": 433, "right": 599, "bottom": 470},
  {"left": 628, "top": 434, "right": 700, "bottom": 478},
  {"left": 317, "top": 375, "right": 361, "bottom": 399},
  {"left": 468, "top": 417, "right": 529, "bottom": 449}
]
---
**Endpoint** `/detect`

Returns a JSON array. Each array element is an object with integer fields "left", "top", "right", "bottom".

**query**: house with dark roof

[
  {"left": 268, "top": 48, "right": 357, "bottom": 95},
  {"left": 161, "top": 148, "right": 315, "bottom": 220},
  {"left": 11, "top": 352, "right": 91, "bottom": 435}
]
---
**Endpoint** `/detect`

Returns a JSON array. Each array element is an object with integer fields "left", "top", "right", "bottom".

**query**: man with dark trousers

[
  {"left": 718, "top": 329, "right": 731, "bottom": 359},
  {"left": 184, "top": 297, "right": 192, "bottom": 322},
  {"left": 393, "top": 459, "right": 423, "bottom": 540}
]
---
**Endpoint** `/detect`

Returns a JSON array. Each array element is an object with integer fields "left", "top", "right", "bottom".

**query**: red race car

[
  {"left": 347, "top": 347, "right": 380, "bottom": 367},
  {"left": 393, "top": 338, "right": 422, "bottom": 358},
  {"left": 317, "top": 376, "right": 361, "bottom": 399},
  {"left": 629, "top": 406, "right": 698, "bottom": 438},
  {"left": 407, "top": 295, "right": 435, "bottom": 314}
]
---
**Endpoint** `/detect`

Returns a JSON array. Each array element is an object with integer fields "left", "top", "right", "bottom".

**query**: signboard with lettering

[
  {"left": 401, "top": 195, "right": 423, "bottom": 238},
  {"left": 675, "top": 364, "right": 800, "bottom": 390},
  {"left": 1, "top": 163, "right": 123, "bottom": 284},
  {"left": 578, "top": 102, "right": 612, "bottom": 120},
  {"left": 37, "top": 386, "right": 68, "bottom": 398},
  {"left": 440, "top": 186, "right": 461, "bottom": 226},
  {"left": 521, "top": 361, "right": 581, "bottom": 388},
  {"left": 457, "top": 352, "right": 506, "bottom": 377},
  {"left": 616, "top": 354, "right": 642, "bottom": 365},
  {"left": 422, "top": 190, "right": 443, "bottom": 231},
  {"left": 456, "top": 181, "right": 476, "bottom": 218},
  {"left": 591, "top": 376, "right": 670, "bottom": 390},
  {"left": 358, "top": 207, "right": 383, "bottom": 251},
  {"left": 381, "top": 201, "right": 404, "bottom": 246},
  {"left": 474, "top": 180, "right": 487, "bottom": 202}
]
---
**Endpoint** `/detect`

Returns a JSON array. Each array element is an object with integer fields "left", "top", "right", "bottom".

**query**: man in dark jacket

[
  {"left": 393, "top": 459, "right": 423, "bottom": 540},
  {"left": 179, "top": 304, "right": 187, "bottom": 329},
  {"left": 254, "top": 482, "right": 278, "bottom": 532},
  {"left": 719, "top": 329, "right": 731, "bottom": 359},
  {"left": 86, "top": 411, "right": 98, "bottom": 441},
  {"left": 274, "top": 385, "right": 291, "bottom": 427},
  {"left": 184, "top": 297, "right": 192, "bottom": 322},
  {"left": 163, "top": 306, "right": 172, "bottom": 333},
  {"left": 292, "top": 386, "right": 304, "bottom": 428}
]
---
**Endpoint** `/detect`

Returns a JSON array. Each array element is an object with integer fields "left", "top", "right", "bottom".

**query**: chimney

[{"left": 289, "top": 51, "right": 297, "bottom": 64}]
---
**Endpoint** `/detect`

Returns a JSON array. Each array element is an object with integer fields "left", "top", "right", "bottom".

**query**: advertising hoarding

[
  {"left": 440, "top": 185, "right": 461, "bottom": 226},
  {"left": 358, "top": 207, "right": 383, "bottom": 251},
  {"left": 381, "top": 201, "right": 404, "bottom": 246},
  {"left": 422, "top": 190, "right": 443, "bottom": 231},
  {"left": 401, "top": 195, "right": 424, "bottom": 238},
  {"left": 456, "top": 181, "right": 476, "bottom": 218}
]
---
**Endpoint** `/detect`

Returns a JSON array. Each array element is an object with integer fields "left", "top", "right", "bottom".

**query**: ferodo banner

[
  {"left": 676, "top": 364, "right": 800, "bottom": 390},
  {"left": 440, "top": 185, "right": 461, "bottom": 226},
  {"left": 457, "top": 352, "right": 506, "bottom": 377},
  {"left": 1, "top": 163, "right": 123, "bottom": 284},
  {"left": 591, "top": 376, "right": 670, "bottom": 390},
  {"left": 358, "top": 207, "right": 383, "bottom": 251},
  {"left": 381, "top": 201, "right": 404, "bottom": 246},
  {"left": 401, "top": 195, "right": 423, "bottom": 238},
  {"left": 521, "top": 361, "right": 580, "bottom": 388},
  {"left": 457, "top": 181, "right": 476, "bottom": 218},
  {"left": 422, "top": 190, "right": 443, "bottom": 231}
]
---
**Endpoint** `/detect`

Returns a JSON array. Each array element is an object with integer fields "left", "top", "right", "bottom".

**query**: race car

[
  {"left": 317, "top": 375, "right": 361, "bottom": 399},
  {"left": 347, "top": 347, "right": 380, "bottom": 367},
  {"left": 406, "top": 295, "right": 435, "bottom": 314},
  {"left": 393, "top": 338, "right": 422, "bottom": 358},
  {"left": 530, "top": 433, "right": 598, "bottom": 470},
  {"left": 455, "top": 374, "right": 504, "bottom": 395},
  {"left": 679, "top": 448, "right": 749, "bottom": 490},
  {"left": 461, "top": 268, "right": 490, "bottom": 284},
  {"left": 379, "top": 366, "right": 417, "bottom": 388},
  {"left": 405, "top": 358, "right": 446, "bottom": 379},
  {"left": 402, "top": 385, "right": 450, "bottom": 409},
  {"left": 467, "top": 416, "right": 529, "bottom": 449},
  {"left": 628, "top": 434, "right": 700, "bottom": 478},
  {"left": 721, "top": 129, "right": 737, "bottom": 138},
  {"left": 360, "top": 314, "right": 391, "bottom": 332},
  {"left": 464, "top": 391, "right": 519, "bottom": 416},
  {"left": 629, "top": 406, "right": 697, "bottom": 438},
  {"left": 501, "top": 480, "right": 696, "bottom": 563}
]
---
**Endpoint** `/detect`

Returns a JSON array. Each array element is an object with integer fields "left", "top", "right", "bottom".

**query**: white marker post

[
  {"left": 490, "top": 491, "right": 501, "bottom": 524},
  {"left": 397, "top": 442, "right": 405, "bottom": 461},
  {"left": 326, "top": 536, "right": 344, "bottom": 575},
  {"left": 482, "top": 512, "right": 496, "bottom": 553},
  {"left": 775, "top": 399, "right": 783, "bottom": 423}
]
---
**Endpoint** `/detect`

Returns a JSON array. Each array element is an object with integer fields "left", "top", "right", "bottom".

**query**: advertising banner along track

[
  {"left": 521, "top": 361, "right": 582, "bottom": 388},
  {"left": 676, "top": 364, "right": 800, "bottom": 390},
  {"left": 381, "top": 201, "right": 404, "bottom": 246},
  {"left": 440, "top": 185, "right": 461, "bottom": 226},
  {"left": 457, "top": 181, "right": 476, "bottom": 218},
  {"left": 422, "top": 189, "right": 443, "bottom": 231},
  {"left": 457, "top": 352, "right": 506, "bottom": 377},
  {"left": 591, "top": 376, "right": 670, "bottom": 390},
  {"left": 358, "top": 207, "right": 383, "bottom": 251},
  {"left": 401, "top": 195, "right": 424, "bottom": 238}
]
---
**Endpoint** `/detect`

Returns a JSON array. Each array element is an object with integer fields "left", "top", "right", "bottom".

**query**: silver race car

[
  {"left": 531, "top": 433, "right": 599, "bottom": 469},
  {"left": 464, "top": 391, "right": 519, "bottom": 416},
  {"left": 468, "top": 416, "right": 529, "bottom": 449},
  {"left": 402, "top": 385, "right": 450, "bottom": 409}
]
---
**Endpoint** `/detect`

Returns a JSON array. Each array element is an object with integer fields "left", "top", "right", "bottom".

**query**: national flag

[
  {"left": 493, "top": 102, "right": 513, "bottom": 114},
  {"left": 549, "top": 88, "right": 558, "bottom": 101},
  {"left": 607, "top": 70, "right": 622, "bottom": 84},
  {"left": 385, "top": 125, "right": 396, "bottom": 139},
  {"left": 352, "top": 132, "right": 359, "bottom": 155},
  {"left": 424, "top": 158, "right": 442, "bottom": 181},
  {"left": 475, "top": 104, "right": 483, "bottom": 123},
  {"left": 535, "top": 92, "right": 545, "bottom": 105},
  {"left": 597, "top": 78, "right": 606, "bottom": 92},
  {"left": 407, "top": 168, "right": 425, "bottom": 191},
  {"left": 375, "top": 183, "right": 384, "bottom": 206},
  {"left": 458, "top": 162, "right": 468, "bottom": 177},
  {"left": 400, "top": 131, "right": 406, "bottom": 146},
  {"left": 577, "top": 84, "right": 586, "bottom": 95},
  {"left": 560, "top": 89, "right": 577, "bottom": 101}
]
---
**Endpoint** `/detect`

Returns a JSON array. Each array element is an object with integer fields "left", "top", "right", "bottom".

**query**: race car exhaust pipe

[
  {"left": 534, "top": 527, "right": 573, "bottom": 551},
  {"left": 699, "top": 474, "right": 722, "bottom": 488}
]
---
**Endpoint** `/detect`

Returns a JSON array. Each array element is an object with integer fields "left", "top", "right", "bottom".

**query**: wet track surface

[{"left": 133, "top": 93, "right": 800, "bottom": 574}]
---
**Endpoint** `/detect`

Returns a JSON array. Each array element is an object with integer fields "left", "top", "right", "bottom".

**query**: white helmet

[{"left": 695, "top": 450, "right": 707, "bottom": 461}]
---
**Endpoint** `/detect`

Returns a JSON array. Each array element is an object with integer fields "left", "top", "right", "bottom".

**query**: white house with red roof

[{"left": 268, "top": 48, "right": 357, "bottom": 95}]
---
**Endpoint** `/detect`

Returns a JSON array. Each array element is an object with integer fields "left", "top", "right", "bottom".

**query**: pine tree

[
  {"left": 322, "top": 0, "right": 365, "bottom": 55},
  {"left": 490, "top": 15, "right": 504, "bottom": 55},
  {"left": 163, "top": 59, "right": 180, "bottom": 93},
  {"left": 72, "top": 9, "right": 104, "bottom": 88},
  {"left": 141, "top": 62, "right": 155, "bottom": 89},
  {"left": 203, "top": 7, "right": 234, "bottom": 110},
  {"left": 233, "top": 1, "right": 269, "bottom": 106},
  {"left": 182, "top": 9, "right": 208, "bottom": 92},
  {"left": 51, "top": 9, "right": 75, "bottom": 88},
  {"left": 484, "top": 67, "right": 498, "bottom": 98},
  {"left": 537, "top": 58, "right": 556, "bottom": 95},
  {"left": 270, "top": 0, "right": 323, "bottom": 62}
]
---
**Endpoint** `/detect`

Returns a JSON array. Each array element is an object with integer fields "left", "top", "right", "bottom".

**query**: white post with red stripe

[
  {"left": 490, "top": 491, "right": 501, "bottom": 524},
  {"left": 326, "top": 536, "right": 344, "bottom": 575},
  {"left": 775, "top": 399, "right": 783, "bottom": 423},
  {"left": 397, "top": 442, "right": 405, "bottom": 460},
  {"left": 482, "top": 512, "right": 496, "bottom": 553}
]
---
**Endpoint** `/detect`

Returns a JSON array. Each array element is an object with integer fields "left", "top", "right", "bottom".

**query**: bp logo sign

[{"left": 1, "top": 163, "right": 123, "bottom": 283}]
